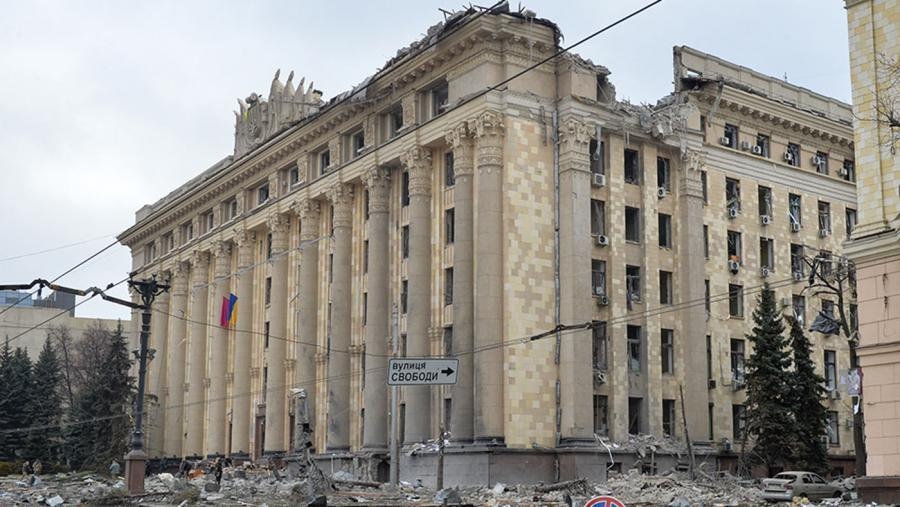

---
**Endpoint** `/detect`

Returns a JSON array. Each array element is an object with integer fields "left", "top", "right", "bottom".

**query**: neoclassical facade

[{"left": 119, "top": 8, "right": 859, "bottom": 483}]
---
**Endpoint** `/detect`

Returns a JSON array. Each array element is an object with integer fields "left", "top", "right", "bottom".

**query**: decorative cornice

[
  {"left": 363, "top": 167, "right": 391, "bottom": 214},
  {"left": 559, "top": 117, "right": 593, "bottom": 150},
  {"left": 329, "top": 183, "right": 355, "bottom": 230}
]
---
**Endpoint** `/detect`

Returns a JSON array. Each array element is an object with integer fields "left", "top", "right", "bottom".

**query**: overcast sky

[{"left": 0, "top": 0, "right": 852, "bottom": 322}]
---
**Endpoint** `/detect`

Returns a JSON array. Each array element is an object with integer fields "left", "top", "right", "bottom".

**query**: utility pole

[
  {"left": 389, "top": 305, "right": 400, "bottom": 488},
  {"left": 123, "top": 277, "right": 169, "bottom": 495}
]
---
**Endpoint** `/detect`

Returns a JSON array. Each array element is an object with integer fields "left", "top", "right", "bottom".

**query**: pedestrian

[
  {"left": 22, "top": 460, "right": 31, "bottom": 478},
  {"left": 177, "top": 458, "right": 190, "bottom": 478},
  {"left": 214, "top": 458, "right": 223, "bottom": 486},
  {"left": 32, "top": 459, "right": 42, "bottom": 476},
  {"left": 109, "top": 460, "right": 121, "bottom": 477}
]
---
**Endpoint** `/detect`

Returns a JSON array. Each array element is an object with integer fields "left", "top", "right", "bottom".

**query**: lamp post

[{"left": 123, "top": 277, "right": 169, "bottom": 495}]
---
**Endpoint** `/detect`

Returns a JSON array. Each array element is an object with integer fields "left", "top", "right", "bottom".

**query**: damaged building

[{"left": 117, "top": 5, "right": 858, "bottom": 485}]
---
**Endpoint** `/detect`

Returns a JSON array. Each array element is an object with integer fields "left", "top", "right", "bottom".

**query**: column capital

[
  {"left": 328, "top": 183, "right": 354, "bottom": 230},
  {"left": 213, "top": 240, "right": 232, "bottom": 259},
  {"left": 446, "top": 122, "right": 475, "bottom": 179},
  {"left": 363, "top": 167, "right": 391, "bottom": 214},
  {"left": 172, "top": 261, "right": 190, "bottom": 294},
  {"left": 190, "top": 250, "right": 210, "bottom": 270},
  {"left": 559, "top": 117, "right": 593, "bottom": 151},
  {"left": 234, "top": 228, "right": 256, "bottom": 248},
  {"left": 401, "top": 146, "right": 432, "bottom": 197},
  {"left": 267, "top": 212, "right": 292, "bottom": 253},
  {"left": 471, "top": 110, "right": 505, "bottom": 140},
  {"left": 292, "top": 198, "right": 321, "bottom": 222},
  {"left": 681, "top": 146, "right": 707, "bottom": 172}
]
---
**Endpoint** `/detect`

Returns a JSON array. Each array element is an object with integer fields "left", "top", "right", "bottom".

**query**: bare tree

[
  {"left": 802, "top": 252, "right": 865, "bottom": 476},
  {"left": 49, "top": 325, "right": 76, "bottom": 408},
  {"left": 858, "top": 53, "right": 900, "bottom": 153}
]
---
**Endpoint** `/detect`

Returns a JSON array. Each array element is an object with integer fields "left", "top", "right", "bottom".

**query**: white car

[{"left": 761, "top": 471, "right": 844, "bottom": 502}]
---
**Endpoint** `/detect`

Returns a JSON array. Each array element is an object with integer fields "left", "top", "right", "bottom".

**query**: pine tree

[
  {"left": 101, "top": 322, "right": 134, "bottom": 465},
  {"left": 26, "top": 338, "right": 64, "bottom": 463},
  {"left": 0, "top": 346, "right": 35, "bottom": 459},
  {"left": 0, "top": 337, "right": 13, "bottom": 458},
  {"left": 743, "top": 285, "right": 795, "bottom": 469},
  {"left": 788, "top": 318, "right": 829, "bottom": 473}
]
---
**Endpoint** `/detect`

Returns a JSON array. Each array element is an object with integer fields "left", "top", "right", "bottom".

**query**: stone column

[
  {"left": 164, "top": 261, "right": 189, "bottom": 456},
  {"left": 294, "top": 199, "right": 321, "bottom": 443},
  {"left": 148, "top": 282, "right": 169, "bottom": 458},
  {"left": 265, "top": 213, "right": 291, "bottom": 454},
  {"left": 446, "top": 123, "right": 475, "bottom": 443},
  {"left": 679, "top": 148, "right": 710, "bottom": 441},
  {"left": 328, "top": 184, "right": 354, "bottom": 451},
  {"left": 231, "top": 229, "right": 255, "bottom": 457},
  {"left": 402, "top": 145, "right": 433, "bottom": 444},
  {"left": 362, "top": 167, "right": 391, "bottom": 450},
  {"left": 558, "top": 118, "right": 595, "bottom": 446},
  {"left": 185, "top": 250, "right": 210, "bottom": 457},
  {"left": 207, "top": 241, "right": 232, "bottom": 456},
  {"left": 473, "top": 110, "right": 505, "bottom": 445}
]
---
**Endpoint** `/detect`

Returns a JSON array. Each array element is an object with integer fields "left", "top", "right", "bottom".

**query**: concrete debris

[
  {"left": 435, "top": 486, "right": 463, "bottom": 504},
  {"left": 46, "top": 495, "right": 64, "bottom": 506},
  {"left": 332, "top": 470, "right": 355, "bottom": 482},
  {"left": 491, "top": 482, "right": 506, "bottom": 495}
]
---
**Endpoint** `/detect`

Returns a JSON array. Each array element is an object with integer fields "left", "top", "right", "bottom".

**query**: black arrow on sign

[{"left": 441, "top": 367, "right": 454, "bottom": 376}]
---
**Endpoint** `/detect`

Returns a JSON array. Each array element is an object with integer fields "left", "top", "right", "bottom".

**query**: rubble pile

[{"left": 605, "top": 469, "right": 763, "bottom": 506}]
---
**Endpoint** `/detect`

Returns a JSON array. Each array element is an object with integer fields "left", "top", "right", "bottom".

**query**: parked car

[{"left": 761, "top": 471, "right": 844, "bottom": 502}]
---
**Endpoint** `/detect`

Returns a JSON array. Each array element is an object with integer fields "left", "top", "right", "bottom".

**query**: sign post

[{"left": 387, "top": 358, "right": 459, "bottom": 386}]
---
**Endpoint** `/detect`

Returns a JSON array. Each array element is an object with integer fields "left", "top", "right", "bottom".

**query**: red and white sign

[{"left": 584, "top": 496, "right": 626, "bottom": 507}]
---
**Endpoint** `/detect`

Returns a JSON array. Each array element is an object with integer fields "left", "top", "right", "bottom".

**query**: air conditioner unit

[
  {"left": 728, "top": 207, "right": 740, "bottom": 219},
  {"left": 728, "top": 260, "right": 741, "bottom": 273},
  {"left": 751, "top": 145, "right": 763, "bottom": 155},
  {"left": 657, "top": 187, "right": 667, "bottom": 199},
  {"left": 760, "top": 266, "right": 771, "bottom": 278},
  {"left": 740, "top": 140, "right": 751, "bottom": 151},
  {"left": 760, "top": 214, "right": 772, "bottom": 225},
  {"left": 783, "top": 151, "right": 794, "bottom": 163},
  {"left": 820, "top": 229, "right": 830, "bottom": 238},
  {"left": 596, "top": 294, "right": 609, "bottom": 306},
  {"left": 596, "top": 234, "right": 609, "bottom": 246},
  {"left": 791, "top": 222, "right": 801, "bottom": 233},
  {"left": 719, "top": 136, "right": 731, "bottom": 146},
  {"left": 594, "top": 370, "right": 607, "bottom": 385},
  {"left": 811, "top": 155, "right": 824, "bottom": 167},
  {"left": 838, "top": 167, "right": 848, "bottom": 177},
  {"left": 781, "top": 297, "right": 792, "bottom": 308},
  {"left": 793, "top": 271, "right": 804, "bottom": 282},
  {"left": 592, "top": 173, "right": 606, "bottom": 188}
]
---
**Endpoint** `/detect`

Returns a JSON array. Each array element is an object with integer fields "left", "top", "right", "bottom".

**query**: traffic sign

[{"left": 388, "top": 358, "right": 459, "bottom": 385}]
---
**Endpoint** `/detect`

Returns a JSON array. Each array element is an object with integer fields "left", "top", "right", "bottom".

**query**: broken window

[
  {"left": 845, "top": 208, "right": 857, "bottom": 238},
  {"left": 723, "top": 123, "right": 739, "bottom": 149},
  {"left": 362, "top": 293, "right": 368, "bottom": 326},
  {"left": 201, "top": 210, "right": 214, "bottom": 235},
  {"left": 445, "top": 208, "right": 455, "bottom": 245},
  {"left": 841, "top": 159, "right": 855, "bottom": 182},
  {"left": 624, "top": 149, "right": 641, "bottom": 184},
  {"left": 662, "top": 399, "right": 676, "bottom": 437},
  {"left": 657, "top": 157, "right": 671, "bottom": 192},
  {"left": 591, "top": 200, "right": 606, "bottom": 236},
  {"left": 350, "top": 130, "right": 365, "bottom": 158},
  {"left": 701, "top": 170, "right": 708, "bottom": 204},
  {"left": 625, "top": 206, "right": 641, "bottom": 242},
  {"left": 589, "top": 138, "right": 605, "bottom": 175},
  {"left": 661, "top": 329, "right": 674, "bottom": 374},
  {"left": 786, "top": 142, "right": 801, "bottom": 167},
  {"left": 430, "top": 81, "right": 449, "bottom": 118},
  {"left": 445, "top": 152, "right": 455, "bottom": 187},
  {"left": 826, "top": 411, "right": 840, "bottom": 445},
  {"left": 328, "top": 252, "right": 333, "bottom": 282},
  {"left": 364, "top": 240, "right": 369, "bottom": 273},
  {"left": 819, "top": 250, "right": 834, "bottom": 277},
  {"left": 760, "top": 238, "right": 774, "bottom": 270},
  {"left": 824, "top": 350, "right": 837, "bottom": 392},
  {"left": 705, "top": 335, "right": 713, "bottom": 383},
  {"left": 319, "top": 149, "right": 331, "bottom": 175},
  {"left": 789, "top": 193, "right": 803, "bottom": 228},
  {"left": 729, "top": 284, "right": 744, "bottom": 318},
  {"left": 444, "top": 268, "right": 453, "bottom": 306},
  {"left": 628, "top": 397, "right": 643, "bottom": 434},
  {"left": 730, "top": 338, "right": 746, "bottom": 385},
  {"left": 818, "top": 201, "right": 832, "bottom": 234},
  {"left": 401, "top": 225, "right": 409, "bottom": 259},
  {"left": 627, "top": 325, "right": 642, "bottom": 373},
  {"left": 822, "top": 300, "right": 835, "bottom": 318},
  {"left": 364, "top": 190, "right": 370, "bottom": 220},
  {"left": 758, "top": 186, "right": 773, "bottom": 218},
  {"left": 223, "top": 197, "right": 239, "bottom": 222},
  {"left": 708, "top": 403, "right": 715, "bottom": 440},
  {"left": 387, "top": 105, "right": 403, "bottom": 139},
  {"left": 626, "top": 265, "right": 641, "bottom": 305},
  {"left": 143, "top": 243, "right": 156, "bottom": 265},
  {"left": 658, "top": 213, "right": 673, "bottom": 248},
  {"left": 659, "top": 270, "right": 673, "bottom": 305},
  {"left": 756, "top": 134, "right": 770, "bottom": 157},
  {"left": 703, "top": 225, "right": 709, "bottom": 258},
  {"left": 593, "top": 395, "right": 609, "bottom": 436},
  {"left": 850, "top": 303, "right": 859, "bottom": 334},
  {"left": 592, "top": 323, "right": 608, "bottom": 371},
  {"left": 257, "top": 182, "right": 270, "bottom": 206},
  {"left": 162, "top": 232, "right": 174, "bottom": 254},
  {"left": 400, "top": 280, "right": 408, "bottom": 314},
  {"left": 725, "top": 178, "right": 741, "bottom": 213},
  {"left": 727, "top": 230, "right": 742, "bottom": 263},
  {"left": 591, "top": 260, "right": 607, "bottom": 297},
  {"left": 443, "top": 327, "right": 452, "bottom": 356},
  {"left": 732, "top": 404, "right": 746, "bottom": 440},
  {"left": 401, "top": 171, "right": 410, "bottom": 207},
  {"left": 814, "top": 151, "right": 829, "bottom": 175},
  {"left": 265, "top": 277, "right": 272, "bottom": 306},
  {"left": 267, "top": 233, "right": 274, "bottom": 260},
  {"left": 791, "top": 244, "right": 805, "bottom": 276},
  {"left": 793, "top": 295, "right": 806, "bottom": 327},
  {"left": 264, "top": 322, "right": 270, "bottom": 349}
]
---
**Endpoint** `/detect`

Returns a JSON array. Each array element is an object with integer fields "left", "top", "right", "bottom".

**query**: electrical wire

[{"left": 0, "top": 234, "right": 113, "bottom": 263}]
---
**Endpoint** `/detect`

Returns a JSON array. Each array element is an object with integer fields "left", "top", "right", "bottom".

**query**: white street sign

[{"left": 388, "top": 358, "right": 459, "bottom": 385}]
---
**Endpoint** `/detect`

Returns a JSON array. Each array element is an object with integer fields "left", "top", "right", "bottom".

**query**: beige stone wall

[{"left": 0, "top": 307, "right": 129, "bottom": 360}]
